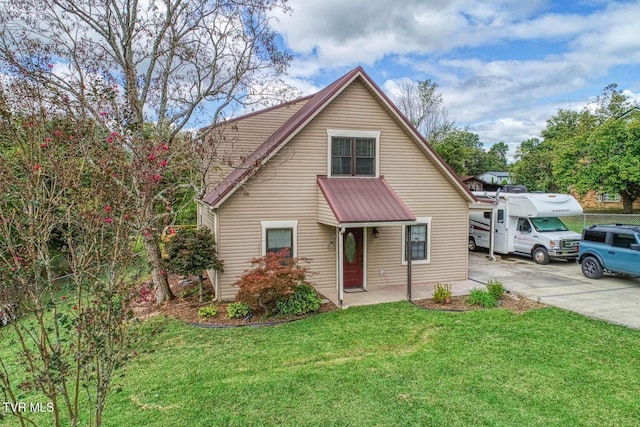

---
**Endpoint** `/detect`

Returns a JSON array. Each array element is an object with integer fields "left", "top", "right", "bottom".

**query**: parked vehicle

[
  {"left": 578, "top": 224, "right": 640, "bottom": 279},
  {"left": 469, "top": 186, "right": 583, "bottom": 264}
]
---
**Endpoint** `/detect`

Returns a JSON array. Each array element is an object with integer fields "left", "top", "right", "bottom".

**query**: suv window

[
  {"left": 611, "top": 233, "right": 636, "bottom": 249},
  {"left": 583, "top": 230, "right": 606, "bottom": 243}
]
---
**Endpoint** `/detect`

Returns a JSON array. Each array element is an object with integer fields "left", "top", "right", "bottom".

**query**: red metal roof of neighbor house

[
  {"left": 317, "top": 176, "right": 416, "bottom": 223},
  {"left": 201, "top": 66, "right": 477, "bottom": 207}
]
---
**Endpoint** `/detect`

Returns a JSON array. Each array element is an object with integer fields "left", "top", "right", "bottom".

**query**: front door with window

[{"left": 343, "top": 228, "right": 363, "bottom": 288}]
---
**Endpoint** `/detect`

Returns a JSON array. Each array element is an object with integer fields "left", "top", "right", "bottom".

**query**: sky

[{"left": 270, "top": 0, "right": 640, "bottom": 160}]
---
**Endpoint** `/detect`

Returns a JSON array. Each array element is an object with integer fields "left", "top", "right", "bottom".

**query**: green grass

[{"left": 3, "top": 303, "right": 640, "bottom": 426}]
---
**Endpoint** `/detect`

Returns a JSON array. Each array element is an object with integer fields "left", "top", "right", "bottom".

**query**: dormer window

[{"left": 327, "top": 130, "right": 380, "bottom": 177}]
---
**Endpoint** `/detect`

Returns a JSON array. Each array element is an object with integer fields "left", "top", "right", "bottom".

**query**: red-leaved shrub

[{"left": 233, "top": 249, "right": 312, "bottom": 312}]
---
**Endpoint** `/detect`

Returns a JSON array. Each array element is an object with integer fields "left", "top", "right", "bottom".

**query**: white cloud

[{"left": 272, "top": 0, "right": 640, "bottom": 150}]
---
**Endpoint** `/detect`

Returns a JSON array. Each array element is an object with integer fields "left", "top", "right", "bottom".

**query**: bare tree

[
  {"left": 394, "top": 79, "right": 451, "bottom": 142},
  {"left": 0, "top": 0, "right": 292, "bottom": 303}
]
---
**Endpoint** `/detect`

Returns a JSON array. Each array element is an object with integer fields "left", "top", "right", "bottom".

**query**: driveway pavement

[{"left": 469, "top": 251, "right": 640, "bottom": 329}]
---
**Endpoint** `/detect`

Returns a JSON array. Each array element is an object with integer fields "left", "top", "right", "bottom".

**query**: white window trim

[
  {"left": 261, "top": 220, "right": 298, "bottom": 257},
  {"left": 326, "top": 129, "right": 381, "bottom": 178},
  {"left": 401, "top": 217, "right": 432, "bottom": 265}
]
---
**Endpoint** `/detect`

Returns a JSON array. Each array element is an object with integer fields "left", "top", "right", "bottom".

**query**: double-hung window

[
  {"left": 327, "top": 130, "right": 380, "bottom": 177},
  {"left": 261, "top": 220, "right": 298, "bottom": 258},
  {"left": 402, "top": 217, "right": 432, "bottom": 265}
]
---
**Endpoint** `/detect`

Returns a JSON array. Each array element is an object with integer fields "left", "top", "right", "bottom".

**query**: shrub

[
  {"left": 198, "top": 304, "right": 218, "bottom": 319},
  {"left": 233, "top": 249, "right": 313, "bottom": 312},
  {"left": 466, "top": 288, "right": 497, "bottom": 308},
  {"left": 433, "top": 283, "right": 452, "bottom": 304},
  {"left": 275, "top": 283, "right": 322, "bottom": 316},
  {"left": 227, "top": 301, "right": 251, "bottom": 319},
  {"left": 486, "top": 279, "right": 505, "bottom": 300}
]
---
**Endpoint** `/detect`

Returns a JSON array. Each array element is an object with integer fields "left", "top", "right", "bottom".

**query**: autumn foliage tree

[
  {"left": 0, "top": 0, "right": 292, "bottom": 303},
  {"left": 233, "top": 250, "right": 312, "bottom": 312},
  {"left": 0, "top": 81, "right": 146, "bottom": 427}
]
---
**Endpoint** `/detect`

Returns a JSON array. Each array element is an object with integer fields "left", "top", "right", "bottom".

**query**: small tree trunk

[
  {"left": 198, "top": 275, "right": 204, "bottom": 303},
  {"left": 621, "top": 193, "right": 635, "bottom": 214},
  {"left": 143, "top": 234, "right": 175, "bottom": 303}
]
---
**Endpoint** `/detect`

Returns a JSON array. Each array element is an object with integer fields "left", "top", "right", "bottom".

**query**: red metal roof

[{"left": 317, "top": 176, "right": 416, "bottom": 224}]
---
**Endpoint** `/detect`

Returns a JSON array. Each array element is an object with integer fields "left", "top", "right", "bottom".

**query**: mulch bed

[{"left": 131, "top": 274, "right": 548, "bottom": 327}]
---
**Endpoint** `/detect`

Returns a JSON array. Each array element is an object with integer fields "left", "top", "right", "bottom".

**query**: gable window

[
  {"left": 327, "top": 130, "right": 380, "bottom": 177},
  {"left": 402, "top": 217, "right": 432, "bottom": 265},
  {"left": 331, "top": 137, "right": 375, "bottom": 176},
  {"left": 261, "top": 220, "right": 298, "bottom": 257}
]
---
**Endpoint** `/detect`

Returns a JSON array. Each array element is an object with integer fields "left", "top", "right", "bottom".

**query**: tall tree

[
  {"left": 570, "top": 116, "right": 640, "bottom": 213},
  {"left": 483, "top": 141, "right": 509, "bottom": 172},
  {"left": 510, "top": 138, "right": 557, "bottom": 192},
  {"left": 431, "top": 128, "right": 486, "bottom": 176},
  {"left": 0, "top": 0, "right": 292, "bottom": 303},
  {"left": 394, "top": 79, "right": 451, "bottom": 142}
]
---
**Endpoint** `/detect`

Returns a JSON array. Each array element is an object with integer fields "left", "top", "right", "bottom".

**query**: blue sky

[{"left": 270, "top": 0, "right": 640, "bottom": 159}]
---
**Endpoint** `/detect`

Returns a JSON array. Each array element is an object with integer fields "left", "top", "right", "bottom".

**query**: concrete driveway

[{"left": 469, "top": 251, "right": 640, "bottom": 329}]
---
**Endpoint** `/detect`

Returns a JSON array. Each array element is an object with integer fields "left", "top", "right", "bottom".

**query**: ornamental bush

[
  {"left": 432, "top": 283, "right": 452, "bottom": 304},
  {"left": 466, "top": 288, "right": 498, "bottom": 308},
  {"left": 275, "top": 283, "right": 322, "bottom": 316},
  {"left": 486, "top": 279, "right": 505, "bottom": 300},
  {"left": 227, "top": 301, "right": 250, "bottom": 319},
  {"left": 233, "top": 249, "right": 313, "bottom": 312}
]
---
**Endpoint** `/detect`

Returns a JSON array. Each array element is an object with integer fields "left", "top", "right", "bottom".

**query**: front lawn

[{"left": 4, "top": 302, "right": 640, "bottom": 426}]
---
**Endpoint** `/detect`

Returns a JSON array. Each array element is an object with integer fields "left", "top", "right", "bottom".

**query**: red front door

[{"left": 343, "top": 228, "right": 363, "bottom": 288}]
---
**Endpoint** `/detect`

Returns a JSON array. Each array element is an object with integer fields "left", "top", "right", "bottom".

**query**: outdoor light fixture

[
  {"left": 372, "top": 227, "right": 380, "bottom": 238},
  {"left": 327, "top": 241, "right": 335, "bottom": 251}
]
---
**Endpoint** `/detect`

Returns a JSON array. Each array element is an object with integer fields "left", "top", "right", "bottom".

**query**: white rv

[{"left": 469, "top": 188, "right": 583, "bottom": 264}]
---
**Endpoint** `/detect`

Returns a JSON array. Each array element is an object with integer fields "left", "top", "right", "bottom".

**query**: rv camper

[{"left": 469, "top": 188, "right": 583, "bottom": 264}]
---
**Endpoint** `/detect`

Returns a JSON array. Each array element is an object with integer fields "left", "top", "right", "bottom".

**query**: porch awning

[{"left": 317, "top": 176, "right": 416, "bottom": 227}]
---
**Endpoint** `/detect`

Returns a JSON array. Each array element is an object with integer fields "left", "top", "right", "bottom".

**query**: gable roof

[
  {"left": 202, "top": 66, "right": 476, "bottom": 207},
  {"left": 317, "top": 176, "right": 416, "bottom": 224}
]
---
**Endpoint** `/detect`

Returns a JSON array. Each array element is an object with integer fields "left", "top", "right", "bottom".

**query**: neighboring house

[
  {"left": 197, "top": 67, "right": 478, "bottom": 304},
  {"left": 460, "top": 176, "right": 502, "bottom": 192},
  {"left": 572, "top": 189, "right": 640, "bottom": 211},
  {"left": 478, "top": 171, "right": 511, "bottom": 185}
]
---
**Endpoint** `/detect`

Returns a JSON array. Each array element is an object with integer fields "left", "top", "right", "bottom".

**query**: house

[
  {"left": 478, "top": 171, "right": 511, "bottom": 186},
  {"left": 571, "top": 189, "right": 640, "bottom": 211},
  {"left": 460, "top": 175, "right": 502, "bottom": 192},
  {"left": 197, "top": 67, "right": 479, "bottom": 305}
]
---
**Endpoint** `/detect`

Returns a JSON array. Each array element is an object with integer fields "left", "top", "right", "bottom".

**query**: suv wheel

[
  {"left": 581, "top": 256, "right": 603, "bottom": 279},
  {"left": 532, "top": 247, "right": 549, "bottom": 265}
]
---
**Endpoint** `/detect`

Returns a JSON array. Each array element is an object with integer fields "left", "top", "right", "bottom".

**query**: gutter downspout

[
  {"left": 406, "top": 225, "right": 412, "bottom": 301},
  {"left": 338, "top": 227, "right": 346, "bottom": 307}
]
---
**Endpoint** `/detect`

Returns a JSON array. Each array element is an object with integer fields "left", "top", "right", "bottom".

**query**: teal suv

[{"left": 578, "top": 224, "right": 640, "bottom": 279}]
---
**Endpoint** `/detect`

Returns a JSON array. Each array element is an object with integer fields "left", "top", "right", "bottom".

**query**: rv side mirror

[{"left": 630, "top": 243, "right": 640, "bottom": 251}]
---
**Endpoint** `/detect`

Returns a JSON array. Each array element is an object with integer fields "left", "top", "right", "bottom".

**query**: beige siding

[
  {"left": 204, "top": 100, "right": 309, "bottom": 189},
  {"left": 317, "top": 187, "right": 338, "bottom": 226},
  {"left": 215, "top": 78, "right": 469, "bottom": 300}
]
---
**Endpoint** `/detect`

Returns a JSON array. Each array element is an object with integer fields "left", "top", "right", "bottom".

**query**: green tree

[
  {"left": 165, "top": 228, "right": 223, "bottom": 302},
  {"left": 432, "top": 129, "right": 485, "bottom": 176},
  {"left": 571, "top": 117, "right": 640, "bottom": 213},
  {"left": 483, "top": 141, "right": 509, "bottom": 172},
  {"left": 510, "top": 138, "right": 557, "bottom": 192}
]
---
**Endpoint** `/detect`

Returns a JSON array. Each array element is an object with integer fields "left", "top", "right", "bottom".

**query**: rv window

[
  {"left": 497, "top": 210, "right": 504, "bottom": 224},
  {"left": 484, "top": 212, "right": 491, "bottom": 219}
]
